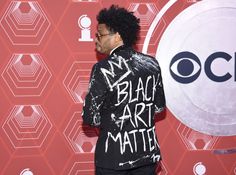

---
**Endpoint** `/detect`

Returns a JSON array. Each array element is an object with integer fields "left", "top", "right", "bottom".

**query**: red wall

[{"left": 0, "top": 0, "right": 235, "bottom": 175}]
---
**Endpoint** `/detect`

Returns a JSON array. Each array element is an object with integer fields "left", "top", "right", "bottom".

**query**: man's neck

[{"left": 110, "top": 44, "right": 124, "bottom": 55}]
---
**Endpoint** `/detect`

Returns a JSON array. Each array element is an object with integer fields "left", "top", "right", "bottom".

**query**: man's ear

[{"left": 115, "top": 32, "right": 123, "bottom": 42}]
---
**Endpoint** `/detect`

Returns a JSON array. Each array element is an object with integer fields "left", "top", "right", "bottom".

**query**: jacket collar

[{"left": 110, "top": 45, "right": 130, "bottom": 55}]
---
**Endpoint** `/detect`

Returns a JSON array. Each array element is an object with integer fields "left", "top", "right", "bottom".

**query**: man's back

[{"left": 82, "top": 45, "right": 165, "bottom": 170}]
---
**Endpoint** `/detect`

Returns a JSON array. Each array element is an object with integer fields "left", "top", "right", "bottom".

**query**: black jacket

[{"left": 82, "top": 45, "right": 165, "bottom": 170}]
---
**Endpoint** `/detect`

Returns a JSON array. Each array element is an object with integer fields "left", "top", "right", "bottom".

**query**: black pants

[{"left": 95, "top": 163, "right": 157, "bottom": 175}]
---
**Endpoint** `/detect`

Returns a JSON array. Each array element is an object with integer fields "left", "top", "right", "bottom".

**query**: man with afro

[{"left": 82, "top": 5, "right": 166, "bottom": 175}]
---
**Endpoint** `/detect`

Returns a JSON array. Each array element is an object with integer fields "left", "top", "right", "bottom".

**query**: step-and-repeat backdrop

[{"left": 0, "top": 0, "right": 235, "bottom": 174}]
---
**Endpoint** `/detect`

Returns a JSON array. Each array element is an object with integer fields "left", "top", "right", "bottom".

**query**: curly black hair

[{"left": 97, "top": 5, "right": 140, "bottom": 47}]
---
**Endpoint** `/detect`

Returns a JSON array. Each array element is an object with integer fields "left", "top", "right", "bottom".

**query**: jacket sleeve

[
  {"left": 154, "top": 67, "right": 166, "bottom": 113},
  {"left": 82, "top": 63, "right": 107, "bottom": 126}
]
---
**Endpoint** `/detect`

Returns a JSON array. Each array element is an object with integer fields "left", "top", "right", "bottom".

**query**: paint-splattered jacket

[{"left": 82, "top": 45, "right": 165, "bottom": 170}]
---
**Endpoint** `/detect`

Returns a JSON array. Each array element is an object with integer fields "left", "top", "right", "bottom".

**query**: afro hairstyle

[{"left": 96, "top": 5, "right": 140, "bottom": 47}]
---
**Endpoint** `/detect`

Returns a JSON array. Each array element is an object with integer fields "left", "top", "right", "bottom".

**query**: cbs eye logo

[{"left": 170, "top": 51, "right": 235, "bottom": 83}]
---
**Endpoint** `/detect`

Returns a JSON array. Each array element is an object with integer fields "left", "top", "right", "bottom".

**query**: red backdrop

[{"left": 0, "top": 0, "right": 235, "bottom": 175}]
